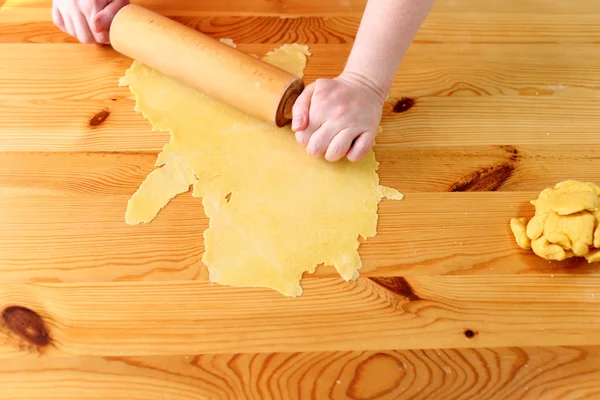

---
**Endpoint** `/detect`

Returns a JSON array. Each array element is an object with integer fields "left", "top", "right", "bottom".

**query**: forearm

[{"left": 343, "top": 0, "right": 435, "bottom": 99}]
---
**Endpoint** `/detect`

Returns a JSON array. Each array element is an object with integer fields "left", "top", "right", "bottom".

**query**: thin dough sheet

[{"left": 121, "top": 43, "right": 402, "bottom": 297}]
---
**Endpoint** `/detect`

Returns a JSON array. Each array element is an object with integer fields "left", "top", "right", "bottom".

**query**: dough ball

[{"left": 510, "top": 180, "right": 600, "bottom": 262}]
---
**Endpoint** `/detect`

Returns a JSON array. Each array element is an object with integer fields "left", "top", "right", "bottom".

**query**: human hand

[
  {"left": 52, "top": 0, "right": 129, "bottom": 44},
  {"left": 291, "top": 72, "right": 387, "bottom": 162}
]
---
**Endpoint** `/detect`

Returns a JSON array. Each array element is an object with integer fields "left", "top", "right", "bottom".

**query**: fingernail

[{"left": 291, "top": 115, "right": 304, "bottom": 131}]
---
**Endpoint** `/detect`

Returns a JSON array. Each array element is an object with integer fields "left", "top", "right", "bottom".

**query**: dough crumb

[
  {"left": 219, "top": 38, "right": 237, "bottom": 48},
  {"left": 377, "top": 185, "right": 404, "bottom": 201},
  {"left": 510, "top": 180, "right": 600, "bottom": 262}
]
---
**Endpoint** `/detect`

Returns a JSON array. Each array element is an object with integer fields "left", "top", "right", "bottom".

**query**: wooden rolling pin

[{"left": 109, "top": 4, "right": 304, "bottom": 127}]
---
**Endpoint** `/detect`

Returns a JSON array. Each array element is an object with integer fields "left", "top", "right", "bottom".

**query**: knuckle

[
  {"left": 327, "top": 144, "right": 343, "bottom": 159},
  {"left": 295, "top": 132, "right": 309, "bottom": 146},
  {"left": 312, "top": 90, "right": 328, "bottom": 103},
  {"left": 354, "top": 141, "right": 370, "bottom": 153},
  {"left": 332, "top": 105, "right": 349, "bottom": 119},
  {"left": 308, "top": 139, "right": 324, "bottom": 156}
]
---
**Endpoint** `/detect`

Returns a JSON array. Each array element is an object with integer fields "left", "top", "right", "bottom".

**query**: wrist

[{"left": 337, "top": 70, "right": 389, "bottom": 105}]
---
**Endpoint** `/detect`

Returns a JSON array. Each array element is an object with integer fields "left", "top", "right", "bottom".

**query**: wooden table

[{"left": 2, "top": 0, "right": 600, "bottom": 398}]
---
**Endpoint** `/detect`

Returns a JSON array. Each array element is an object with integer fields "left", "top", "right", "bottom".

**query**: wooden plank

[
  {"left": 2, "top": 43, "right": 600, "bottom": 100},
  {"left": 0, "top": 98, "right": 165, "bottom": 152},
  {"left": 3, "top": 13, "right": 600, "bottom": 45},
  {"left": 1, "top": 190, "right": 599, "bottom": 283},
  {"left": 0, "top": 276, "right": 599, "bottom": 357},
  {"left": 2, "top": 0, "right": 596, "bottom": 15},
  {"left": 0, "top": 194, "right": 208, "bottom": 283},
  {"left": 1, "top": 0, "right": 367, "bottom": 15},
  {"left": 1, "top": 15, "right": 361, "bottom": 44},
  {"left": 379, "top": 96, "right": 600, "bottom": 147},
  {"left": 0, "top": 45, "right": 132, "bottom": 100},
  {"left": 1, "top": 43, "right": 599, "bottom": 151},
  {"left": 3, "top": 346, "right": 600, "bottom": 399},
  {"left": 1, "top": 95, "right": 598, "bottom": 152},
  {"left": 3, "top": 144, "right": 600, "bottom": 196},
  {"left": 418, "top": 13, "right": 600, "bottom": 45},
  {"left": 0, "top": 152, "right": 157, "bottom": 196},
  {"left": 430, "top": 0, "right": 597, "bottom": 14}
]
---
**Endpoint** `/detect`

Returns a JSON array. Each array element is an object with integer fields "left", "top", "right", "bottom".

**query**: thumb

[
  {"left": 291, "top": 82, "right": 315, "bottom": 132},
  {"left": 93, "top": 0, "right": 129, "bottom": 33}
]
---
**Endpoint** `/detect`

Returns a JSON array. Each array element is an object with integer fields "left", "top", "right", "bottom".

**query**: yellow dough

[
  {"left": 121, "top": 43, "right": 403, "bottom": 296},
  {"left": 510, "top": 180, "right": 600, "bottom": 262}
]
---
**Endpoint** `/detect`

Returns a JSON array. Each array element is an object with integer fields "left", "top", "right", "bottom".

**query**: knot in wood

[{"left": 1, "top": 306, "right": 51, "bottom": 347}]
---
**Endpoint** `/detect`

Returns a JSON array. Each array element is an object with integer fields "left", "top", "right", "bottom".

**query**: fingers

[
  {"left": 325, "top": 128, "right": 363, "bottom": 162},
  {"left": 53, "top": 4, "right": 96, "bottom": 44},
  {"left": 53, "top": 0, "right": 125, "bottom": 44},
  {"left": 71, "top": 11, "right": 95, "bottom": 44},
  {"left": 52, "top": 7, "right": 66, "bottom": 32},
  {"left": 291, "top": 82, "right": 315, "bottom": 133},
  {"left": 346, "top": 130, "right": 377, "bottom": 162},
  {"left": 94, "top": 0, "right": 129, "bottom": 33},
  {"left": 305, "top": 121, "right": 344, "bottom": 157},
  {"left": 290, "top": 77, "right": 380, "bottom": 162},
  {"left": 293, "top": 84, "right": 320, "bottom": 147},
  {"left": 85, "top": 0, "right": 110, "bottom": 44},
  {"left": 62, "top": 13, "right": 76, "bottom": 39}
]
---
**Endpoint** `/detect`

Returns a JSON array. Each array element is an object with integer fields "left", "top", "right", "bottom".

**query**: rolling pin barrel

[{"left": 109, "top": 4, "right": 303, "bottom": 127}]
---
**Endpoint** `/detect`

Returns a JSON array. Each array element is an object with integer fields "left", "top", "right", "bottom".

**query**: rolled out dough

[{"left": 121, "top": 43, "right": 403, "bottom": 297}]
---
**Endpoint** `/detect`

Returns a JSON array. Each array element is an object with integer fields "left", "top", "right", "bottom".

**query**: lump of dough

[{"left": 510, "top": 180, "right": 600, "bottom": 262}]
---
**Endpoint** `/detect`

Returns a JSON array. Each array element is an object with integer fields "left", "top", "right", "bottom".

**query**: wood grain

[
  {"left": 2, "top": 95, "right": 599, "bottom": 152},
  {"left": 3, "top": 143, "right": 600, "bottom": 195},
  {"left": 1, "top": 0, "right": 368, "bottom": 15},
  {"left": 0, "top": 15, "right": 360, "bottom": 44},
  {"left": 3, "top": 0, "right": 600, "bottom": 396},
  {"left": 2, "top": 41, "right": 599, "bottom": 151},
  {"left": 3, "top": 346, "right": 600, "bottom": 399},
  {"left": 2, "top": 146, "right": 600, "bottom": 283},
  {"left": 0, "top": 276, "right": 599, "bottom": 357},
  {"left": 4, "top": 13, "right": 600, "bottom": 45},
  {"left": 380, "top": 96, "right": 600, "bottom": 147},
  {"left": 3, "top": 43, "right": 600, "bottom": 101},
  {"left": 2, "top": 0, "right": 597, "bottom": 15}
]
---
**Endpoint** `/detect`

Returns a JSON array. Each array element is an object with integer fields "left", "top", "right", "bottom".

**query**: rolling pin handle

[
  {"left": 276, "top": 77, "right": 304, "bottom": 127},
  {"left": 282, "top": 93, "right": 299, "bottom": 121}
]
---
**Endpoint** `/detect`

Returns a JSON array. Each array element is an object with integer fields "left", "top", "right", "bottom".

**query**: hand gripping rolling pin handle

[{"left": 109, "top": 4, "right": 304, "bottom": 127}]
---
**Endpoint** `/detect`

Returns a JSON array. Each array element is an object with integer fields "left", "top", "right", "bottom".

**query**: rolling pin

[{"left": 109, "top": 4, "right": 304, "bottom": 127}]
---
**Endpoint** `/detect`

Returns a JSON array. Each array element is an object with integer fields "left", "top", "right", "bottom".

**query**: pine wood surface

[{"left": 1, "top": 0, "right": 600, "bottom": 398}]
